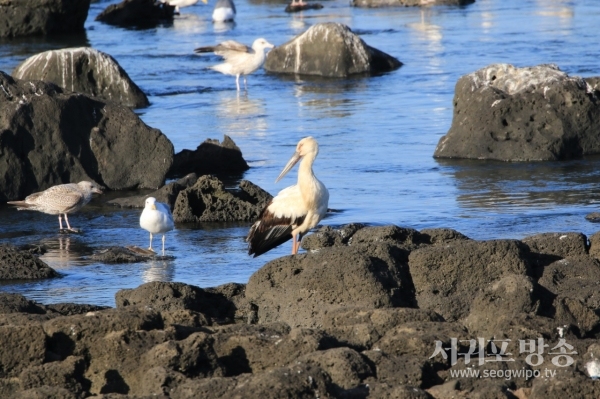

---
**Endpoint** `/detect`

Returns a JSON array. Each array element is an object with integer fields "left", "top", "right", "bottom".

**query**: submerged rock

[
  {"left": 13, "top": 47, "right": 149, "bottom": 109},
  {"left": 0, "top": 72, "right": 174, "bottom": 201},
  {"left": 0, "top": 0, "right": 90, "bottom": 38},
  {"left": 434, "top": 63, "right": 600, "bottom": 161},
  {"left": 96, "top": 0, "right": 175, "bottom": 28},
  {"left": 264, "top": 22, "right": 402, "bottom": 77},
  {"left": 0, "top": 244, "right": 58, "bottom": 280},
  {"left": 168, "top": 136, "right": 249, "bottom": 179},
  {"left": 172, "top": 175, "right": 272, "bottom": 223}
]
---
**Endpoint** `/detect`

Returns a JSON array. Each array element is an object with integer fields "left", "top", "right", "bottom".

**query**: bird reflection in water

[
  {"left": 142, "top": 260, "right": 175, "bottom": 283},
  {"left": 39, "top": 235, "right": 83, "bottom": 270}
]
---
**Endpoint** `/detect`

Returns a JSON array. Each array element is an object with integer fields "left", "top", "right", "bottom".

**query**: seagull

[
  {"left": 247, "top": 137, "right": 329, "bottom": 257},
  {"left": 7, "top": 181, "right": 103, "bottom": 232},
  {"left": 212, "top": 0, "right": 236, "bottom": 22},
  {"left": 160, "top": 0, "right": 207, "bottom": 13},
  {"left": 140, "top": 197, "right": 174, "bottom": 256},
  {"left": 194, "top": 38, "right": 275, "bottom": 91}
]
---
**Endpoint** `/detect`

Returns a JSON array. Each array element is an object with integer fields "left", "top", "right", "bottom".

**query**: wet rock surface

[
  {"left": 0, "top": 0, "right": 90, "bottom": 38},
  {"left": 264, "top": 22, "right": 402, "bottom": 77},
  {"left": 13, "top": 47, "right": 149, "bottom": 109},
  {"left": 0, "top": 72, "right": 174, "bottom": 201},
  {"left": 1, "top": 224, "right": 599, "bottom": 398},
  {"left": 434, "top": 63, "right": 600, "bottom": 161}
]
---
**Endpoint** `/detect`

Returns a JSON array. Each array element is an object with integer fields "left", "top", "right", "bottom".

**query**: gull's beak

[
  {"left": 92, "top": 187, "right": 103, "bottom": 195},
  {"left": 276, "top": 151, "right": 301, "bottom": 183},
  {"left": 201, "top": 0, "right": 208, "bottom": 3},
  {"left": 151, "top": 204, "right": 157, "bottom": 210}
]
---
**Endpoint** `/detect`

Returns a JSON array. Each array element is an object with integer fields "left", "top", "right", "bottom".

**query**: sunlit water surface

[{"left": 1, "top": 0, "right": 600, "bottom": 306}]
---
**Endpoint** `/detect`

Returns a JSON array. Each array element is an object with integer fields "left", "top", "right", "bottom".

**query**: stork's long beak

[{"left": 276, "top": 151, "right": 301, "bottom": 183}]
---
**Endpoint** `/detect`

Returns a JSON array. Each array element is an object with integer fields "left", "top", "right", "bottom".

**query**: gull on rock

[
  {"left": 212, "top": 0, "right": 236, "bottom": 22},
  {"left": 247, "top": 137, "right": 329, "bottom": 257},
  {"left": 7, "top": 181, "right": 103, "bottom": 232},
  {"left": 140, "top": 197, "right": 174, "bottom": 256},
  {"left": 194, "top": 38, "right": 274, "bottom": 91}
]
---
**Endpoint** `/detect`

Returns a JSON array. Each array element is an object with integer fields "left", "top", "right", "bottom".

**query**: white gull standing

[
  {"left": 194, "top": 38, "right": 275, "bottom": 91},
  {"left": 247, "top": 137, "right": 329, "bottom": 257},
  {"left": 140, "top": 197, "right": 175, "bottom": 256},
  {"left": 212, "top": 0, "right": 236, "bottom": 22},
  {"left": 7, "top": 181, "right": 103, "bottom": 232}
]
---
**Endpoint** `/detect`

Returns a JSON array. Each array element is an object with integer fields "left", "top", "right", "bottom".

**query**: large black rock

[
  {"left": 264, "top": 22, "right": 402, "bottom": 78},
  {"left": 434, "top": 64, "right": 600, "bottom": 161},
  {"left": 0, "top": 72, "right": 174, "bottom": 201},
  {"left": 0, "top": 0, "right": 90, "bottom": 38},
  {"left": 96, "top": 0, "right": 175, "bottom": 28},
  {"left": 13, "top": 48, "right": 149, "bottom": 109}
]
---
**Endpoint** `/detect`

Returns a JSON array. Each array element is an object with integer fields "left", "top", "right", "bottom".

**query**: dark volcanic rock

[
  {"left": 116, "top": 281, "right": 245, "bottom": 324},
  {"left": 172, "top": 175, "right": 272, "bottom": 223},
  {"left": 0, "top": 244, "right": 57, "bottom": 280},
  {"left": 0, "top": 293, "right": 46, "bottom": 314},
  {"left": 353, "top": 0, "right": 473, "bottom": 6},
  {"left": 434, "top": 63, "right": 600, "bottom": 161},
  {"left": 301, "top": 223, "right": 366, "bottom": 250},
  {"left": 522, "top": 232, "right": 589, "bottom": 259},
  {"left": 408, "top": 239, "right": 532, "bottom": 321},
  {"left": 0, "top": 72, "right": 174, "bottom": 201},
  {"left": 168, "top": 136, "right": 249, "bottom": 179},
  {"left": 0, "top": 0, "right": 90, "bottom": 38},
  {"left": 264, "top": 22, "right": 402, "bottom": 77},
  {"left": 96, "top": 0, "right": 175, "bottom": 28},
  {"left": 245, "top": 243, "right": 414, "bottom": 328},
  {"left": 13, "top": 47, "right": 149, "bottom": 108}
]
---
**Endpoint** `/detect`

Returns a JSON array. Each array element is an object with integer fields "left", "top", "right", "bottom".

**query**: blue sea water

[{"left": 1, "top": 0, "right": 599, "bottom": 306}]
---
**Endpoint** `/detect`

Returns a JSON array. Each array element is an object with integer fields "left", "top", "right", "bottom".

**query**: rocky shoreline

[{"left": 1, "top": 224, "right": 600, "bottom": 398}]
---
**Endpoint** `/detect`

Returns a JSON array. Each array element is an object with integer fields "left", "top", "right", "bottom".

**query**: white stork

[
  {"left": 140, "top": 197, "right": 175, "bottom": 256},
  {"left": 247, "top": 137, "right": 329, "bottom": 257}
]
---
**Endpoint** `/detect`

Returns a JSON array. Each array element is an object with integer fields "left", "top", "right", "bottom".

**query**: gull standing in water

[
  {"left": 194, "top": 38, "right": 274, "bottom": 91},
  {"left": 212, "top": 0, "right": 236, "bottom": 22},
  {"left": 7, "top": 181, "right": 103, "bottom": 232},
  {"left": 140, "top": 197, "right": 174, "bottom": 256},
  {"left": 247, "top": 137, "right": 329, "bottom": 257}
]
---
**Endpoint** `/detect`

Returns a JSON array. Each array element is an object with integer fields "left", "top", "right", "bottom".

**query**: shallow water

[{"left": 1, "top": 0, "right": 600, "bottom": 306}]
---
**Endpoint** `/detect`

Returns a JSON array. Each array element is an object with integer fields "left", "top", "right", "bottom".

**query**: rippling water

[{"left": 1, "top": 0, "right": 599, "bottom": 306}]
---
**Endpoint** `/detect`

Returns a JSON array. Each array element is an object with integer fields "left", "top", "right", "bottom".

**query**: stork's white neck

[{"left": 297, "top": 150, "right": 318, "bottom": 187}]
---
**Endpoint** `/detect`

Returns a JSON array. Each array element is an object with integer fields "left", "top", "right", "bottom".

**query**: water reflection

[
  {"left": 142, "top": 259, "right": 176, "bottom": 283},
  {"left": 38, "top": 235, "right": 91, "bottom": 270},
  {"left": 407, "top": 9, "right": 443, "bottom": 49},
  {"left": 438, "top": 157, "right": 600, "bottom": 210},
  {"left": 213, "top": 21, "right": 236, "bottom": 33},
  {"left": 215, "top": 91, "right": 268, "bottom": 135},
  {"left": 171, "top": 13, "right": 211, "bottom": 33}
]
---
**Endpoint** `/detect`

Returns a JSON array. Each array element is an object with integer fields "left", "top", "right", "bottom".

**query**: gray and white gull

[
  {"left": 7, "top": 181, "right": 103, "bottom": 232},
  {"left": 194, "top": 38, "right": 274, "bottom": 90}
]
